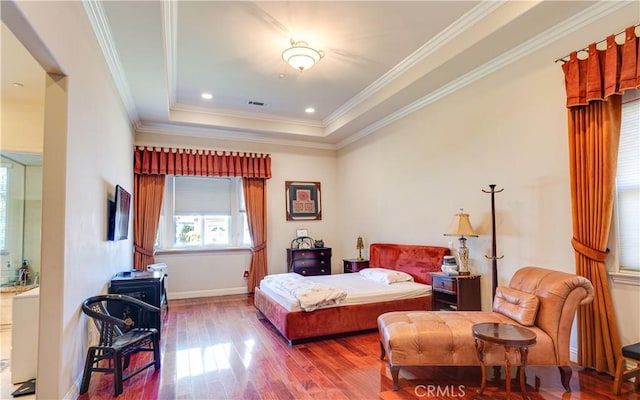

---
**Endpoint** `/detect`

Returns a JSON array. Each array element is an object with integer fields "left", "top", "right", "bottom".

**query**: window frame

[
  {"left": 155, "top": 176, "right": 252, "bottom": 253},
  {"left": 609, "top": 89, "right": 640, "bottom": 286}
]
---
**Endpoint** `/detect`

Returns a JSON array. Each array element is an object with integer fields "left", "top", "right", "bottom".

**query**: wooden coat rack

[{"left": 482, "top": 184, "right": 504, "bottom": 300}]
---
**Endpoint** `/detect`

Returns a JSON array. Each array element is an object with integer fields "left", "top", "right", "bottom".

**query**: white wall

[
  {"left": 8, "top": 1, "right": 135, "bottom": 398},
  {"left": 136, "top": 134, "right": 339, "bottom": 298},
  {"left": 0, "top": 101, "right": 44, "bottom": 154},
  {"left": 337, "top": 54, "right": 573, "bottom": 309},
  {"left": 336, "top": 9, "right": 640, "bottom": 352}
]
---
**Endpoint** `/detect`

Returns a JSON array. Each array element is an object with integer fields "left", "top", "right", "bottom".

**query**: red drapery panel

[
  {"left": 563, "top": 25, "right": 640, "bottom": 107},
  {"left": 134, "top": 146, "right": 272, "bottom": 179},
  {"left": 243, "top": 178, "right": 268, "bottom": 293},
  {"left": 133, "top": 174, "right": 165, "bottom": 270},
  {"left": 560, "top": 24, "right": 638, "bottom": 376}
]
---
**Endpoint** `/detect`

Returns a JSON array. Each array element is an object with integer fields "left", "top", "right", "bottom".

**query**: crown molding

[
  {"left": 136, "top": 122, "right": 337, "bottom": 151},
  {"left": 170, "top": 103, "right": 325, "bottom": 129},
  {"left": 162, "top": 0, "right": 177, "bottom": 106},
  {"left": 82, "top": 0, "right": 139, "bottom": 124},
  {"left": 88, "top": 0, "right": 630, "bottom": 151},
  {"left": 325, "top": 1, "right": 505, "bottom": 128},
  {"left": 336, "top": 0, "right": 631, "bottom": 149}
]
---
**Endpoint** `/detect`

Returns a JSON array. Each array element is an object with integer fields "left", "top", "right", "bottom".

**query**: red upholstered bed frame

[{"left": 254, "top": 243, "right": 450, "bottom": 344}]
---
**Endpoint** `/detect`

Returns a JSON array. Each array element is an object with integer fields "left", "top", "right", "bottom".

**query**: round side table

[{"left": 472, "top": 322, "right": 537, "bottom": 398}]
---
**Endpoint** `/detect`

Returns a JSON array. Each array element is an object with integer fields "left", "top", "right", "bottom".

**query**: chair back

[
  {"left": 508, "top": 266, "right": 594, "bottom": 364},
  {"left": 82, "top": 294, "right": 159, "bottom": 346}
]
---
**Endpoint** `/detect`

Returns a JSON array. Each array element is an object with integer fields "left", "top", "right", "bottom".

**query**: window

[
  {"left": 614, "top": 94, "right": 640, "bottom": 273},
  {"left": 156, "top": 176, "right": 251, "bottom": 250}
]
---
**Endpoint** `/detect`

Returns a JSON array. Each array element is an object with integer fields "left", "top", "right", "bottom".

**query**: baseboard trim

[{"left": 168, "top": 287, "right": 248, "bottom": 300}]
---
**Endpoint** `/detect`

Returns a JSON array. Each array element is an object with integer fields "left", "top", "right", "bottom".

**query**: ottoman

[{"left": 378, "top": 311, "right": 485, "bottom": 390}]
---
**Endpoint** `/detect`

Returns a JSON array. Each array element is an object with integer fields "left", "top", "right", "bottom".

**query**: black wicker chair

[{"left": 79, "top": 294, "right": 160, "bottom": 396}]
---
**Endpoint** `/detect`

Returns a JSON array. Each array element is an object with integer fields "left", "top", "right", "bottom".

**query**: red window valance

[
  {"left": 134, "top": 146, "right": 272, "bottom": 179},
  {"left": 562, "top": 25, "right": 640, "bottom": 108}
]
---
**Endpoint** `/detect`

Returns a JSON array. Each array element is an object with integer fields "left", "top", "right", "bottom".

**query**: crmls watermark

[{"left": 414, "top": 384, "right": 466, "bottom": 397}]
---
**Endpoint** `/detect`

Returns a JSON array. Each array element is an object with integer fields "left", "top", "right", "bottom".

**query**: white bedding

[
  {"left": 259, "top": 272, "right": 432, "bottom": 312},
  {"left": 262, "top": 273, "right": 347, "bottom": 311}
]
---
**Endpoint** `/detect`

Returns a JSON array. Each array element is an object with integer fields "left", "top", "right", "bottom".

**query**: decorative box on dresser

[
  {"left": 287, "top": 248, "right": 332, "bottom": 276},
  {"left": 343, "top": 259, "right": 369, "bottom": 273},
  {"left": 430, "top": 272, "right": 481, "bottom": 311}
]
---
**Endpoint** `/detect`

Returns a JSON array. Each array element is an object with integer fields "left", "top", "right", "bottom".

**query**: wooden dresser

[{"left": 287, "top": 248, "right": 332, "bottom": 276}]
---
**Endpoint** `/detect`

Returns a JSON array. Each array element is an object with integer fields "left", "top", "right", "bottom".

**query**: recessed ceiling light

[
  {"left": 201, "top": 93, "right": 213, "bottom": 100},
  {"left": 305, "top": 107, "right": 315, "bottom": 114}
]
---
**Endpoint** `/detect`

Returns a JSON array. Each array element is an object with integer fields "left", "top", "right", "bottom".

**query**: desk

[{"left": 473, "top": 322, "right": 536, "bottom": 398}]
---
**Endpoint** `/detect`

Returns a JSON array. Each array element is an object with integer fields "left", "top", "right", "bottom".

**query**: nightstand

[
  {"left": 343, "top": 259, "right": 369, "bottom": 273},
  {"left": 430, "top": 272, "right": 480, "bottom": 311}
]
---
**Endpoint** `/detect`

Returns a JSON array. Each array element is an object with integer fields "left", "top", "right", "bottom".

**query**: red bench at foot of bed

[{"left": 254, "top": 243, "right": 450, "bottom": 344}]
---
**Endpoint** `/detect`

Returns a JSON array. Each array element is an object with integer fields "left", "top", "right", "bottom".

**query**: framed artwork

[
  {"left": 286, "top": 181, "right": 321, "bottom": 221},
  {"left": 296, "top": 229, "right": 308, "bottom": 237}
]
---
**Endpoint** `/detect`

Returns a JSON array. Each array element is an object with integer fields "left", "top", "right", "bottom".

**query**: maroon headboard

[{"left": 369, "top": 243, "right": 450, "bottom": 285}]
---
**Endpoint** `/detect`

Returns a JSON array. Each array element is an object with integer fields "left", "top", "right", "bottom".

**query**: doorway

[{"left": 0, "top": 19, "right": 45, "bottom": 399}]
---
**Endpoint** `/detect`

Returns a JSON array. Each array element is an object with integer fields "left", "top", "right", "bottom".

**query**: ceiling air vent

[{"left": 248, "top": 101, "right": 265, "bottom": 107}]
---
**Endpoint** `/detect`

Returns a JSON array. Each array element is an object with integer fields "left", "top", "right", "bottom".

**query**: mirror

[{"left": 0, "top": 153, "right": 42, "bottom": 291}]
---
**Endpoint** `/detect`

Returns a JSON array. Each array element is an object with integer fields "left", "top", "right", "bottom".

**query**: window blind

[
  {"left": 174, "top": 176, "right": 231, "bottom": 214},
  {"left": 616, "top": 99, "right": 640, "bottom": 271}
]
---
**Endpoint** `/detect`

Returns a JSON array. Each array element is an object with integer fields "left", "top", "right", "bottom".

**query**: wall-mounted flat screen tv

[{"left": 107, "top": 184, "right": 132, "bottom": 241}]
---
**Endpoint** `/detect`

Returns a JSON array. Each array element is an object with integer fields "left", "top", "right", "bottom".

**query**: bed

[{"left": 254, "top": 243, "right": 450, "bottom": 344}]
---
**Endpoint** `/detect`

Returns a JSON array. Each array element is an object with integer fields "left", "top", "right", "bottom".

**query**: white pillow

[{"left": 359, "top": 268, "right": 414, "bottom": 284}]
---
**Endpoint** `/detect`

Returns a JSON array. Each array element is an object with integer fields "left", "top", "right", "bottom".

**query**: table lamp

[
  {"left": 356, "top": 236, "right": 364, "bottom": 261},
  {"left": 444, "top": 209, "right": 478, "bottom": 275}
]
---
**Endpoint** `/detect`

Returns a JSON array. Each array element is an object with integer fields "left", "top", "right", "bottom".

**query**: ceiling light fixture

[
  {"left": 282, "top": 39, "right": 324, "bottom": 72},
  {"left": 305, "top": 107, "right": 315, "bottom": 113},
  {"left": 201, "top": 93, "right": 212, "bottom": 100}
]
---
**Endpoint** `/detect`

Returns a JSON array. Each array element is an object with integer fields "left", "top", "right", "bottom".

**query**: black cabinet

[
  {"left": 287, "top": 248, "right": 332, "bottom": 276},
  {"left": 109, "top": 270, "right": 166, "bottom": 339}
]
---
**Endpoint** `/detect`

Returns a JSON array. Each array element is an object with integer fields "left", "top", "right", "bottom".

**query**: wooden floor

[{"left": 78, "top": 294, "right": 639, "bottom": 400}]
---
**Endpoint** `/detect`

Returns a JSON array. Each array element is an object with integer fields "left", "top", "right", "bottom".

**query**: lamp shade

[
  {"left": 282, "top": 40, "right": 324, "bottom": 71},
  {"left": 444, "top": 209, "right": 478, "bottom": 237}
]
